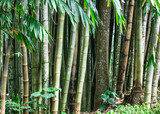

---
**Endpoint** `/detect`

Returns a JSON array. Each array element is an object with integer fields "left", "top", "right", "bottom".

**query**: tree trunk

[
  {"left": 94, "top": 0, "right": 110, "bottom": 109},
  {"left": 117, "top": 0, "right": 134, "bottom": 95}
]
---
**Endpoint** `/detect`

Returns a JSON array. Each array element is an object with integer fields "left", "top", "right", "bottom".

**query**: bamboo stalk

[
  {"left": 74, "top": 8, "right": 90, "bottom": 114},
  {"left": 116, "top": 0, "right": 134, "bottom": 95},
  {"left": 52, "top": 8, "right": 65, "bottom": 114}
]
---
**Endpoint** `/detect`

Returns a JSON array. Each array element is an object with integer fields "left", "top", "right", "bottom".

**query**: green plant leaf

[
  {"left": 108, "top": 98, "right": 115, "bottom": 105},
  {"left": 25, "top": 100, "right": 37, "bottom": 104},
  {"left": 37, "top": 104, "right": 46, "bottom": 109},
  {"left": 30, "top": 91, "right": 42, "bottom": 98},
  {"left": 101, "top": 94, "right": 109, "bottom": 102},
  {"left": 41, "top": 93, "right": 55, "bottom": 99},
  {"left": 99, "top": 104, "right": 107, "bottom": 111},
  {"left": 20, "top": 106, "right": 31, "bottom": 109},
  {"left": 43, "top": 87, "right": 61, "bottom": 92},
  {"left": 27, "top": 109, "right": 36, "bottom": 112}
]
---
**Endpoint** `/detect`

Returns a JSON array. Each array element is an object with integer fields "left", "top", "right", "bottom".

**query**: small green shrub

[{"left": 100, "top": 90, "right": 119, "bottom": 111}]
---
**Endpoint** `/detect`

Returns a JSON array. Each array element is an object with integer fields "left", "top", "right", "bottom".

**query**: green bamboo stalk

[
  {"left": 1, "top": 39, "right": 11, "bottom": 114},
  {"left": 116, "top": 0, "right": 134, "bottom": 95},
  {"left": 135, "top": 0, "right": 143, "bottom": 90},
  {"left": 151, "top": 38, "right": 160, "bottom": 102},
  {"left": 86, "top": 38, "right": 92, "bottom": 112},
  {"left": 112, "top": 19, "right": 122, "bottom": 92},
  {"left": 60, "top": 23, "right": 79, "bottom": 113},
  {"left": 81, "top": 75, "right": 87, "bottom": 112},
  {"left": 41, "top": 0, "right": 49, "bottom": 113},
  {"left": 52, "top": 7, "right": 65, "bottom": 114},
  {"left": 144, "top": 16, "right": 160, "bottom": 108},
  {"left": 69, "top": 24, "right": 79, "bottom": 113},
  {"left": 74, "top": 9, "right": 90, "bottom": 114}
]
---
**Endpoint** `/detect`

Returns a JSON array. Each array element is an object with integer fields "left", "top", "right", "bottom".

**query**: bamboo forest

[{"left": 2, "top": 0, "right": 160, "bottom": 114}]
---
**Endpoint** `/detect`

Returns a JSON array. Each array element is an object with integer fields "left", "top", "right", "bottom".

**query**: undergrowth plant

[
  {"left": 100, "top": 90, "right": 119, "bottom": 111},
  {"left": 0, "top": 87, "right": 61, "bottom": 113}
]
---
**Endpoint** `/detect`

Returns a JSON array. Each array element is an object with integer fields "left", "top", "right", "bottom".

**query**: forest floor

[{"left": 81, "top": 89, "right": 160, "bottom": 114}]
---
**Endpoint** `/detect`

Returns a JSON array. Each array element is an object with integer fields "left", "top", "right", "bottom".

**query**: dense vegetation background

[{"left": 1, "top": 0, "right": 160, "bottom": 114}]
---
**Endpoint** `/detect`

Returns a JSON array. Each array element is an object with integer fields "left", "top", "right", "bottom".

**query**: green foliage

[
  {"left": 30, "top": 87, "right": 61, "bottom": 99},
  {"left": 1, "top": 88, "right": 60, "bottom": 113},
  {"left": 43, "top": 87, "right": 61, "bottom": 92},
  {"left": 107, "top": 0, "right": 126, "bottom": 31},
  {"left": 114, "top": 103, "right": 160, "bottom": 114},
  {"left": 145, "top": 54, "right": 156, "bottom": 70},
  {"left": 97, "top": 103, "right": 160, "bottom": 114},
  {"left": 100, "top": 90, "right": 119, "bottom": 111}
]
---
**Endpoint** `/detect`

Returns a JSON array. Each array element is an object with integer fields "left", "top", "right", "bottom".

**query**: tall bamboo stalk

[
  {"left": 1, "top": 40, "right": 11, "bottom": 114},
  {"left": 21, "top": 42, "right": 29, "bottom": 114},
  {"left": 60, "top": 5, "right": 79, "bottom": 111},
  {"left": 69, "top": 24, "right": 79, "bottom": 113},
  {"left": 74, "top": 9, "right": 90, "bottom": 114},
  {"left": 112, "top": 19, "right": 122, "bottom": 92},
  {"left": 52, "top": 7, "right": 65, "bottom": 114},
  {"left": 144, "top": 16, "right": 160, "bottom": 108},
  {"left": 117, "top": 0, "right": 134, "bottom": 95},
  {"left": 1, "top": 0, "right": 17, "bottom": 113},
  {"left": 21, "top": 1, "right": 29, "bottom": 113},
  {"left": 41, "top": 0, "right": 49, "bottom": 113},
  {"left": 151, "top": 36, "right": 160, "bottom": 102},
  {"left": 135, "top": 0, "right": 143, "bottom": 90},
  {"left": 86, "top": 38, "right": 92, "bottom": 112}
]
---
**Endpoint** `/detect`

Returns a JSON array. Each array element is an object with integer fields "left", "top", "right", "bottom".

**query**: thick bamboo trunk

[
  {"left": 74, "top": 9, "right": 90, "bottom": 114},
  {"left": 135, "top": 0, "right": 143, "bottom": 90},
  {"left": 130, "top": 1, "right": 143, "bottom": 105},
  {"left": 144, "top": 16, "right": 160, "bottom": 108},
  {"left": 52, "top": 9, "right": 65, "bottom": 114},
  {"left": 117, "top": 0, "right": 134, "bottom": 95}
]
